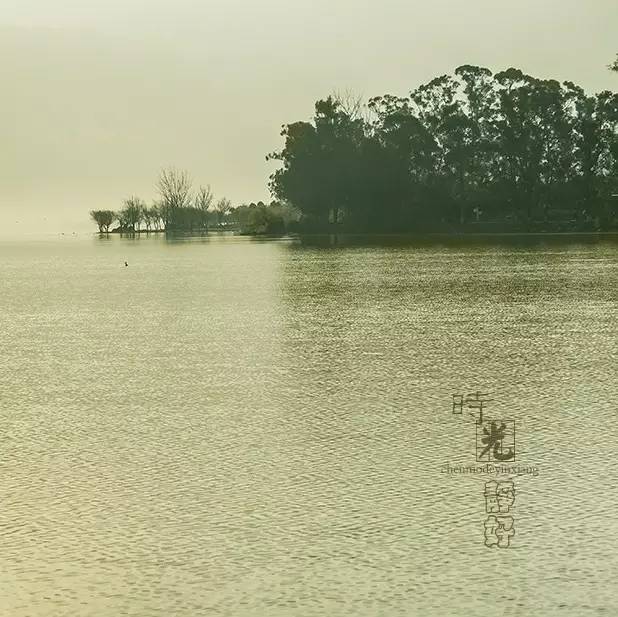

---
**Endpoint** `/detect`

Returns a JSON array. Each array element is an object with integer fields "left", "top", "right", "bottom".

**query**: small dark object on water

[{"left": 124, "top": 261, "right": 128, "bottom": 267}]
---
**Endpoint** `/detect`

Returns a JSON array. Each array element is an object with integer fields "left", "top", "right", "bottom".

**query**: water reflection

[{"left": 296, "top": 231, "right": 618, "bottom": 248}]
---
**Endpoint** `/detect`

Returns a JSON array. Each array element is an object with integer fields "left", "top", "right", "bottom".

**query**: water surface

[{"left": 1, "top": 233, "right": 617, "bottom": 616}]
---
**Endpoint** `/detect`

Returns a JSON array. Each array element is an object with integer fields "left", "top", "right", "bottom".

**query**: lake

[{"left": 1, "top": 233, "right": 617, "bottom": 616}]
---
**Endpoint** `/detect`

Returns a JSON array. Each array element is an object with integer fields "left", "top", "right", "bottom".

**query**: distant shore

[{"left": 94, "top": 229, "right": 618, "bottom": 239}]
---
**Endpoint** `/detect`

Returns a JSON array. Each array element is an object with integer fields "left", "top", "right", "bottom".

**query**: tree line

[
  {"left": 90, "top": 169, "right": 228, "bottom": 233},
  {"left": 269, "top": 63, "right": 618, "bottom": 232},
  {"left": 90, "top": 168, "right": 300, "bottom": 235}
]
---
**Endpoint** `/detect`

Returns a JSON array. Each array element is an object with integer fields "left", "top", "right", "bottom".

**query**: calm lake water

[{"left": 1, "top": 233, "right": 617, "bottom": 617}]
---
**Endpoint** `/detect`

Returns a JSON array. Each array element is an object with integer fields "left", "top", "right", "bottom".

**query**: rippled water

[{"left": 1, "top": 233, "right": 617, "bottom": 616}]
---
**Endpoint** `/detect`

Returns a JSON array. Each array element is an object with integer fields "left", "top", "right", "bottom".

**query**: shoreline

[{"left": 94, "top": 230, "right": 618, "bottom": 238}]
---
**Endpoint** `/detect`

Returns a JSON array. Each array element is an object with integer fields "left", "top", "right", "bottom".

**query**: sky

[{"left": 1, "top": 0, "right": 617, "bottom": 234}]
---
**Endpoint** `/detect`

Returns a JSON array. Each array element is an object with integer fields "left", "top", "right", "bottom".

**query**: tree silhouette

[
  {"left": 89, "top": 210, "right": 114, "bottom": 233},
  {"left": 269, "top": 66, "right": 618, "bottom": 232},
  {"left": 157, "top": 168, "right": 193, "bottom": 230},
  {"left": 195, "top": 185, "right": 214, "bottom": 229}
]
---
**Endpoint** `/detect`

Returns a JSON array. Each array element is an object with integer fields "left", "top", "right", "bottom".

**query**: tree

[
  {"left": 214, "top": 197, "right": 232, "bottom": 226},
  {"left": 567, "top": 87, "right": 618, "bottom": 224},
  {"left": 119, "top": 197, "right": 145, "bottom": 232},
  {"left": 229, "top": 201, "right": 299, "bottom": 235},
  {"left": 148, "top": 203, "right": 164, "bottom": 231},
  {"left": 89, "top": 210, "right": 115, "bottom": 233},
  {"left": 269, "top": 65, "right": 618, "bottom": 232},
  {"left": 195, "top": 185, "right": 214, "bottom": 228},
  {"left": 366, "top": 95, "right": 437, "bottom": 229},
  {"left": 139, "top": 202, "right": 151, "bottom": 232},
  {"left": 151, "top": 200, "right": 170, "bottom": 230},
  {"left": 609, "top": 55, "right": 618, "bottom": 73},
  {"left": 269, "top": 95, "right": 368, "bottom": 228},
  {"left": 157, "top": 167, "right": 193, "bottom": 230}
]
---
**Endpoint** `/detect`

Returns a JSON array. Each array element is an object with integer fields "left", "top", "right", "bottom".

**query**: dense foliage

[{"left": 269, "top": 66, "right": 618, "bottom": 232}]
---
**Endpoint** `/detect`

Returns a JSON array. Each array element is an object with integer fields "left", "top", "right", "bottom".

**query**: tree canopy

[{"left": 269, "top": 66, "right": 618, "bottom": 232}]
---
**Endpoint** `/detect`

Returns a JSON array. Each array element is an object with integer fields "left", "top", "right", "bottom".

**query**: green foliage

[
  {"left": 269, "top": 67, "right": 618, "bottom": 232},
  {"left": 230, "top": 201, "right": 300, "bottom": 235}
]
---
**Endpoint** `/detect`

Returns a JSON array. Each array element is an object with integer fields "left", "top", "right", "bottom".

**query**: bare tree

[
  {"left": 115, "top": 209, "right": 127, "bottom": 230},
  {"left": 157, "top": 168, "right": 193, "bottom": 229},
  {"left": 214, "top": 197, "right": 233, "bottom": 226},
  {"left": 195, "top": 185, "right": 214, "bottom": 210},
  {"left": 90, "top": 210, "right": 115, "bottom": 233},
  {"left": 150, "top": 200, "right": 168, "bottom": 230},
  {"left": 120, "top": 196, "right": 145, "bottom": 232},
  {"left": 148, "top": 203, "right": 162, "bottom": 231},
  {"left": 332, "top": 89, "right": 369, "bottom": 122},
  {"left": 141, "top": 204, "right": 152, "bottom": 232},
  {"left": 195, "top": 184, "right": 214, "bottom": 228}
]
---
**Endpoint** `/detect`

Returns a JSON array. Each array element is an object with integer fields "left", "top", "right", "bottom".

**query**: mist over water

[{"left": 1, "top": 234, "right": 617, "bottom": 616}]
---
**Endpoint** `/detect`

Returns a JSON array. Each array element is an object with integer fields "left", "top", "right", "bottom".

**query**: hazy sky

[{"left": 1, "top": 0, "right": 616, "bottom": 233}]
